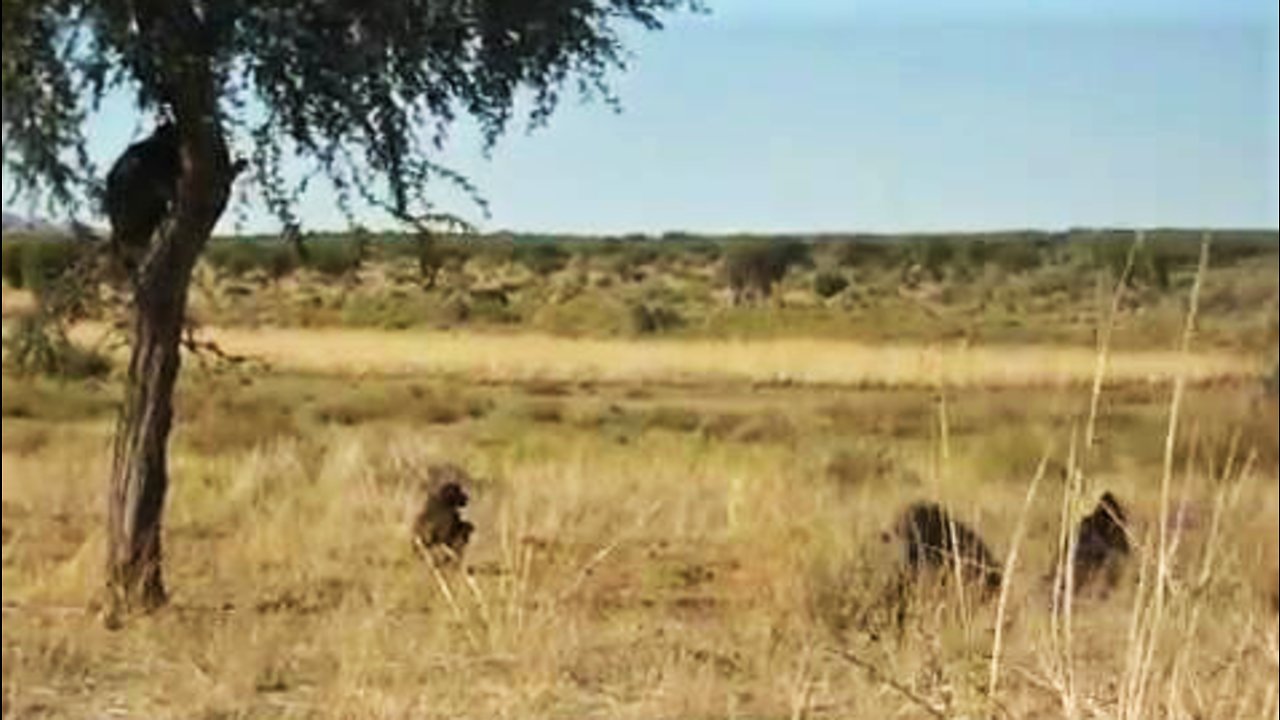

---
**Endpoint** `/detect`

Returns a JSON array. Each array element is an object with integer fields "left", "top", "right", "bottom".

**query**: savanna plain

[{"left": 2, "top": 231, "right": 1278, "bottom": 718}]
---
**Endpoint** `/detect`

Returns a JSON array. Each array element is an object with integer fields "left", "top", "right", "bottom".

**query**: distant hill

[
  {"left": 2, "top": 212, "right": 32, "bottom": 231},
  {"left": 2, "top": 212, "right": 105, "bottom": 240},
  {"left": 1, "top": 212, "right": 63, "bottom": 235}
]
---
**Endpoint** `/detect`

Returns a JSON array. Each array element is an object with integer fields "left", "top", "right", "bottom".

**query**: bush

[
  {"left": 468, "top": 288, "right": 519, "bottom": 324},
  {"left": 1134, "top": 244, "right": 1174, "bottom": 290},
  {"left": 266, "top": 245, "right": 300, "bottom": 281},
  {"left": 611, "top": 245, "right": 660, "bottom": 280},
  {"left": 813, "top": 271, "right": 849, "bottom": 299},
  {"left": 515, "top": 243, "right": 570, "bottom": 277},
  {"left": 724, "top": 240, "right": 810, "bottom": 302},
  {"left": 1084, "top": 237, "right": 1182, "bottom": 290},
  {"left": 629, "top": 302, "right": 683, "bottom": 335},
  {"left": 915, "top": 239, "right": 956, "bottom": 279},
  {"left": 205, "top": 241, "right": 300, "bottom": 280},
  {"left": 831, "top": 239, "right": 904, "bottom": 269},
  {"left": 2, "top": 243, "right": 25, "bottom": 288},
  {"left": 5, "top": 240, "right": 87, "bottom": 295},
  {"left": 206, "top": 241, "right": 265, "bottom": 277},
  {"left": 414, "top": 237, "right": 469, "bottom": 288},
  {"left": 305, "top": 238, "right": 364, "bottom": 278},
  {"left": 2, "top": 314, "right": 111, "bottom": 380},
  {"left": 987, "top": 240, "right": 1045, "bottom": 274}
]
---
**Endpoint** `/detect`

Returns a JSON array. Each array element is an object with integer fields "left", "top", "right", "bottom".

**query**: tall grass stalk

[
  {"left": 1119, "top": 231, "right": 1211, "bottom": 720},
  {"left": 987, "top": 452, "right": 1046, "bottom": 697}
]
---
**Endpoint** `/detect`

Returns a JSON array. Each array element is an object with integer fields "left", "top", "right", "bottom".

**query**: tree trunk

[
  {"left": 105, "top": 206, "right": 231, "bottom": 624},
  {"left": 104, "top": 127, "right": 233, "bottom": 626},
  {"left": 105, "top": 251, "right": 191, "bottom": 617},
  {"left": 102, "top": 0, "right": 237, "bottom": 627}
]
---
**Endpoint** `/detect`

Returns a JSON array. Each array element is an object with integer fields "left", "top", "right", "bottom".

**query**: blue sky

[{"left": 5, "top": 0, "right": 1278, "bottom": 234}]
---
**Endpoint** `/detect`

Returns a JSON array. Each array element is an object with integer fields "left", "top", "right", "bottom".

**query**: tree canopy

[{"left": 3, "top": 0, "right": 695, "bottom": 226}]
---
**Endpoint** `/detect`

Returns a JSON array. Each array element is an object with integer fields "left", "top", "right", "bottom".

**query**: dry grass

[
  {"left": 0, "top": 288, "right": 36, "bottom": 318},
  {"left": 3, "top": 356, "right": 1278, "bottom": 718},
  {"left": 66, "top": 323, "right": 1262, "bottom": 388}
]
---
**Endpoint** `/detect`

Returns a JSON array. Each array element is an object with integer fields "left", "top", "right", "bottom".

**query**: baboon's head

[
  {"left": 982, "top": 568, "right": 1004, "bottom": 595},
  {"left": 435, "top": 481, "right": 469, "bottom": 509},
  {"left": 1098, "top": 491, "right": 1127, "bottom": 524},
  {"left": 151, "top": 121, "right": 180, "bottom": 148}
]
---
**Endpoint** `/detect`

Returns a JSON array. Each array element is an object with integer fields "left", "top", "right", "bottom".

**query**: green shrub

[
  {"left": 515, "top": 243, "right": 570, "bottom": 277},
  {"left": 831, "top": 239, "right": 904, "bottom": 269},
  {"left": 415, "top": 237, "right": 469, "bottom": 287},
  {"left": 2, "top": 243, "right": 25, "bottom": 288},
  {"left": 813, "top": 271, "right": 849, "bottom": 299},
  {"left": 629, "top": 302, "right": 683, "bottom": 335},
  {"left": 205, "top": 240, "right": 303, "bottom": 280},
  {"left": 611, "top": 245, "right": 660, "bottom": 279},
  {"left": 724, "top": 240, "right": 810, "bottom": 302},
  {"left": 14, "top": 241, "right": 86, "bottom": 295},
  {"left": 915, "top": 239, "right": 956, "bottom": 278},
  {"left": 468, "top": 288, "right": 518, "bottom": 324},
  {"left": 2, "top": 314, "right": 111, "bottom": 380},
  {"left": 265, "top": 245, "right": 300, "bottom": 281},
  {"left": 987, "top": 241, "right": 1045, "bottom": 274},
  {"left": 1082, "top": 237, "right": 1183, "bottom": 290},
  {"left": 305, "top": 238, "right": 364, "bottom": 278},
  {"left": 1133, "top": 244, "right": 1175, "bottom": 290},
  {"left": 205, "top": 241, "right": 264, "bottom": 277}
]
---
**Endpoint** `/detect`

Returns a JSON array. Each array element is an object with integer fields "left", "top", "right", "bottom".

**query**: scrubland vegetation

[
  {"left": 2, "top": 230, "right": 1278, "bottom": 718},
  {"left": 5, "top": 229, "right": 1276, "bottom": 349}
]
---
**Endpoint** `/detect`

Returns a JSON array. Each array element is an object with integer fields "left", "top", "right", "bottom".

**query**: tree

[
  {"left": 724, "top": 240, "right": 810, "bottom": 305},
  {"left": 3, "top": 0, "right": 694, "bottom": 624}
]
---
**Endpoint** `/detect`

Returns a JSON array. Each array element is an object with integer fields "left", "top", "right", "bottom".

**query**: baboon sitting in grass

[
  {"left": 412, "top": 464, "right": 474, "bottom": 566},
  {"left": 1066, "top": 491, "right": 1131, "bottom": 597},
  {"left": 891, "top": 501, "right": 1003, "bottom": 594}
]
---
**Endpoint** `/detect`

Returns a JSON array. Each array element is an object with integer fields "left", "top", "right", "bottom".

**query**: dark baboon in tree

[
  {"left": 411, "top": 464, "right": 475, "bottom": 565},
  {"left": 1068, "top": 491, "right": 1131, "bottom": 596},
  {"left": 891, "top": 501, "right": 1003, "bottom": 593},
  {"left": 103, "top": 121, "right": 181, "bottom": 270}
]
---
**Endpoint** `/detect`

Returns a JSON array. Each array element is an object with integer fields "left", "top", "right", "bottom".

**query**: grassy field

[
  {"left": 62, "top": 322, "right": 1263, "bottom": 387},
  {"left": 2, "top": 234, "right": 1279, "bottom": 718}
]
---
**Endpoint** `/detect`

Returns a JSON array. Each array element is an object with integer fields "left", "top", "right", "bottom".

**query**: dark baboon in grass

[
  {"left": 891, "top": 501, "right": 1003, "bottom": 594},
  {"left": 104, "top": 121, "right": 181, "bottom": 271},
  {"left": 1067, "top": 491, "right": 1131, "bottom": 596},
  {"left": 411, "top": 464, "right": 475, "bottom": 565}
]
